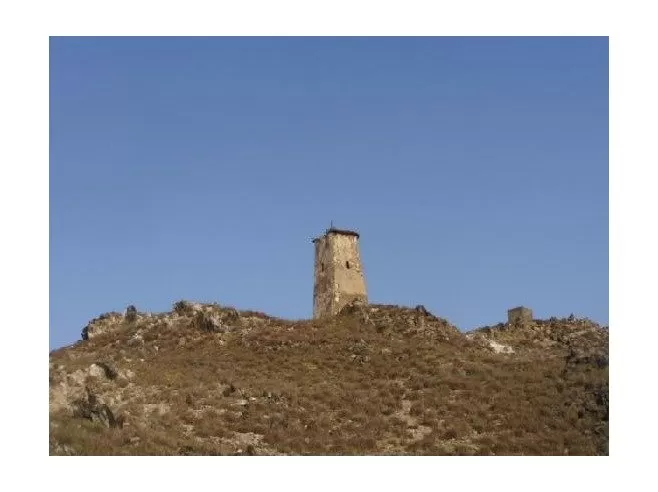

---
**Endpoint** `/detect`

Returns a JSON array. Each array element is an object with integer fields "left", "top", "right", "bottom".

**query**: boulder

[
  {"left": 71, "top": 390, "right": 123, "bottom": 428},
  {"left": 81, "top": 312, "right": 123, "bottom": 340}
]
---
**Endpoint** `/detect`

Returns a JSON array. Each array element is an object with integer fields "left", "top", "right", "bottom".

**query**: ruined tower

[
  {"left": 508, "top": 306, "right": 533, "bottom": 325},
  {"left": 312, "top": 227, "right": 368, "bottom": 318}
]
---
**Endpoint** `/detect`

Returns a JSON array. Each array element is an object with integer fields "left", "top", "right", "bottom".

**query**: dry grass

[{"left": 50, "top": 304, "right": 608, "bottom": 455}]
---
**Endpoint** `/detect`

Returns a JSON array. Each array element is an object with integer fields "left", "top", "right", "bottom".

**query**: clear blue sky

[{"left": 50, "top": 37, "right": 608, "bottom": 349}]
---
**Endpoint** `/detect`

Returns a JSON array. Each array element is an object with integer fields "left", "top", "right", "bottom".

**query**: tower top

[
  {"left": 312, "top": 227, "right": 360, "bottom": 243},
  {"left": 325, "top": 227, "right": 360, "bottom": 238}
]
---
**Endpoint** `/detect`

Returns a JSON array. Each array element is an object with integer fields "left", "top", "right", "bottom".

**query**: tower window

[{"left": 345, "top": 261, "right": 351, "bottom": 269}]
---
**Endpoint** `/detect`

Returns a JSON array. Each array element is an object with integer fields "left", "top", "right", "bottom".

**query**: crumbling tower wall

[
  {"left": 508, "top": 306, "right": 533, "bottom": 325},
  {"left": 313, "top": 228, "right": 367, "bottom": 318}
]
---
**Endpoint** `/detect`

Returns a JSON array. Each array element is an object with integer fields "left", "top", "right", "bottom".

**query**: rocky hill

[{"left": 49, "top": 301, "right": 608, "bottom": 455}]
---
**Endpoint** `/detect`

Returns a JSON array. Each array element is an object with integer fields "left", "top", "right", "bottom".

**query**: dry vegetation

[{"left": 49, "top": 302, "right": 608, "bottom": 456}]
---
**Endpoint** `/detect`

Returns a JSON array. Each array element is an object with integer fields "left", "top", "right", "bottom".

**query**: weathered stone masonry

[
  {"left": 508, "top": 306, "right": 533, "bottom": 325},
  {"left": 312, "top": 228, "right": 368, "bottom": 318}
]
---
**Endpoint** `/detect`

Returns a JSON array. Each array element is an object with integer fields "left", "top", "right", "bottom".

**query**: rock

[
  {"left": 488, "top": 340, "right": 515, "bottom": 354},
  {"left": 92, "top": 405, "right": 118, "bottom": 427},
  {"left": 193, "top": 311, "right": 222, "bottom": 332},
  {"left": 50, "top": 377, "right": 86, "bottom": 414},
  {"left": 173, "top": 300, "right": 205, "bottom": 316},
  {"left": 81, "top": 312, "right": 123, "bottom": 340},
  {"left": 72, "top": 390, "right": 123, "bottom": 428},
  {"left": 50, "top": 441, "right": 76, "bottom": 455},
  {"left": 88, "top": 364, "right": 105, "bottom": 378},
  {"left": 69, "top": 369, "right": 87, "bottom": 386},
  {"left": 88, "top": 362, "right": 118, "bottom": 380},
  {"left": 192, "top": 308, "right": 239, "bottom": 333},
  {"left": 119, "top": 368, "right": 135, "bottom": 380},
  {"left": 127, "top": 330, "right": 145, "bottom": 346}
]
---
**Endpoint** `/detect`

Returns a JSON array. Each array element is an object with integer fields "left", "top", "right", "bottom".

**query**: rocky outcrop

[
  {"left": 191, "top": 307, "right": 240, "bottom": 333},
  {"left": 340, "top": 304, "right": 461, "bottom": 342},
  {"left": 49, "top": 361, "right": 129, "bottom": 415},
  {"left": 469, "top": 316, "right": 608, "bottom": 357},
  {"left": 72, "top": 389, "right": 123, "bottom": 428},
  {"left": 81, "top": 312, "right": 123, "bottom": 340}
]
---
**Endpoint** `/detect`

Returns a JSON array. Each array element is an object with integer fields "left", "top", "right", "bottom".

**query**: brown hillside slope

[{"left": 49, "top": 302, "right": 608, "bottom": 455}]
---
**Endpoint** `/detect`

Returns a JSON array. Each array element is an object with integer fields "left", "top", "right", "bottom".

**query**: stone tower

[
  {"left": 508, "top": 306, "right": 533, "bottom": 325},
  {"left": 312, "top": 227, "right": 368, "bottom": 318}
]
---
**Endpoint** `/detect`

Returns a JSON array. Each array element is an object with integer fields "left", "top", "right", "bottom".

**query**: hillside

[{"left": 49, "top": 301, "right": 609, "bottom": 455}]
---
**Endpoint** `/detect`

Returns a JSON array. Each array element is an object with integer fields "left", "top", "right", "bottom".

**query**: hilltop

[{"left": 49, "top": 301, "right": 608, "bottom": 455}]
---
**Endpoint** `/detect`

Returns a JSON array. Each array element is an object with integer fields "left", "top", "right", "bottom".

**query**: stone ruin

[{"left": 507, "top": 306, "right": 533, "bottom": 325}]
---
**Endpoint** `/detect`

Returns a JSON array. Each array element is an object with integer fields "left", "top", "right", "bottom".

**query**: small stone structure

[
  {"left": 508, "top": 306, "right": 533, "bottom": 325},
  {"left": 312, "top": 227, "right": 368, "bottom": 318},
  {"left": 125, "top": 305, "right": 138, "bottom": 322}
]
